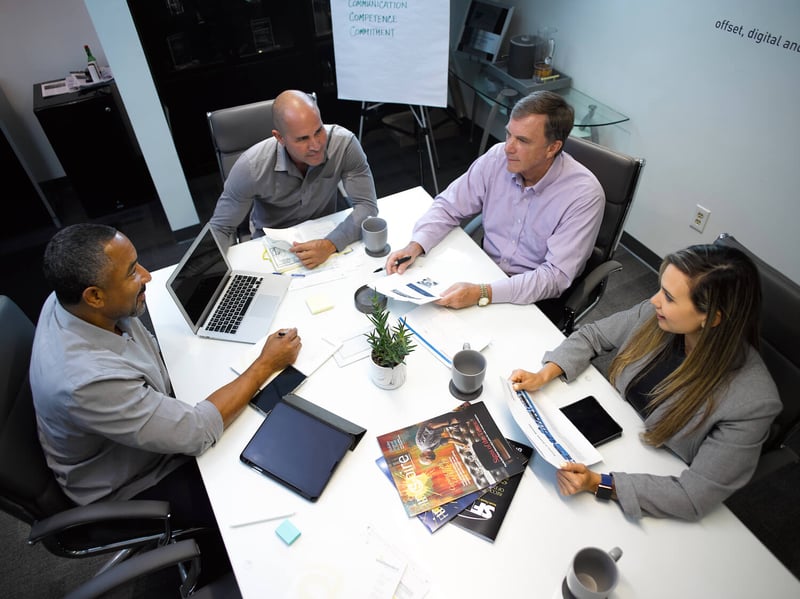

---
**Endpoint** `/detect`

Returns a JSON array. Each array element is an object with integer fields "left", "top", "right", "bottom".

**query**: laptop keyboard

[{"left": 206, "top": 274, "right": 263, "bottom": 334}]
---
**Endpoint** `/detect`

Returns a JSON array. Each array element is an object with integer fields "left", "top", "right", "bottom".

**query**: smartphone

[
  {"left": 560, "top": 395, "right": 623, "bottom": 447},
  {"left": 249, "top": 365, "right": 307, "bottom": 416}
]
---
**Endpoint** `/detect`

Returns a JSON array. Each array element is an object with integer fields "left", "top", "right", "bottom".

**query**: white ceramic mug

[
  {"left": 451, "top": 343, "right": 487, "bottom": 396},
  {"left": 361, "top": 217, "right": 389, "bottom": 256},
  {"left": 566, "top": 546, "right": 623, "bottom": 599}
]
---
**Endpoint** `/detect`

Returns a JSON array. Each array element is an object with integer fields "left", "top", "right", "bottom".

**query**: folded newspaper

[{"left": 502, "top": 378, "right": 602, "bottom": 467}]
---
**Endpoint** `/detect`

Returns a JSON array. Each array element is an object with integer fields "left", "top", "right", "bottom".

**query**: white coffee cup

[
  {"left": 362, "top": 217, "right": 389, "bottom": 256},
  {"left": 566, "top": 546, "right": 623, "bottom": 599},
  {"left": 450, "top": 342, "right": 486, "bottom": 397}
]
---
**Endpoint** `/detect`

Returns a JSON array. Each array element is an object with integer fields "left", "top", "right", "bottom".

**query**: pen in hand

[{"left": 373, "top": 255, "right": 412, "bottom": 273}]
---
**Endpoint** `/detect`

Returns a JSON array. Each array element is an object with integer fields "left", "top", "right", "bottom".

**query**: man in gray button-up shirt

[
  {"left": 210, "top": 89, "right": 378, "bottom": 269},
  {"left": 30, "top": 224, "right": 301, "bottom": 511}
]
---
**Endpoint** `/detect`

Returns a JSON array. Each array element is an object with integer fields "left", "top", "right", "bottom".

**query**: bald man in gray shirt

[{"left": 210, "top": 89, "right": 378, "bottom": 269}]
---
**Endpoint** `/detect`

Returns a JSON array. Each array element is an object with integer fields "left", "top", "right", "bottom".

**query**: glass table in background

[{"left": 449, "top": 52, "right": 629, "bottom": 153}]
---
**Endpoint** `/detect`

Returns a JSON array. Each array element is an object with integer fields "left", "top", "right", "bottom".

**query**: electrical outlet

[{"left": 690, "top": 204, "right": 711, "bottom": 233}]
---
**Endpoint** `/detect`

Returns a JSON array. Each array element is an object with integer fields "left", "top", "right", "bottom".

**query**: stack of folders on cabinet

[{"left": 376, "top": 401, "right": 532, "bottom": 542}]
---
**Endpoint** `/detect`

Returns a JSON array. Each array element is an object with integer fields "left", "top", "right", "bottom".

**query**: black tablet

[
  {"left": 240, "top": 401, "right": 353, "bottom": 501},
  {"left": 560, "top": 395, "right": 623, "bottom": 447},
  {"left": 250, "top": 365, "right": 307, "bottom": 416}
]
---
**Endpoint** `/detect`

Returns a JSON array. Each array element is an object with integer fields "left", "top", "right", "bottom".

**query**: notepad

[
  {"left": 276, "top": 519, "right": 301, "bottom": 545},
  {"left": 306, "top": 293, "right": 334, "bottom": 314}
]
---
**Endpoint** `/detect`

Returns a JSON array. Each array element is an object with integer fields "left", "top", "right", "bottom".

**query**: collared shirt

[
  {"left": 30, "top": 293, "right": 223, "bottom": 505},
  {"left": 210, "top": 124, "right": 378, "bottom": 251},
  {"left": 411, "top": 142, "right": 605, "bottom": 304}
]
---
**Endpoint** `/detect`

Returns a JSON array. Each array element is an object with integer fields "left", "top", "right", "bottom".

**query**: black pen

[{"left": 373, "top": 255, "right": 412, "bottom": 273}]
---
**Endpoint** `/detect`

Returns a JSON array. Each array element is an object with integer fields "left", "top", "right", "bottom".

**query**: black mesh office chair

[
  {"left": 464, "top": 136, "right": 645, "bottom": 335},
  {"left": 712, "top": 233, "right": 800, "bottom": 476},
  {"left": 0, "top": 295, "right": 178, "bottom": 572}
]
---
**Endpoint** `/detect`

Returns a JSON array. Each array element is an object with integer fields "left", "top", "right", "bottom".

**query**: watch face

[
  {"left": 478, "top": 297, "right": 489, "bottom": 306},
  {"left": 596, "top": 484, "right": 613, "bottom": 500}
]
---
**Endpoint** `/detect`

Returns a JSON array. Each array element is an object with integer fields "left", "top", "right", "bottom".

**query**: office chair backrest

[
  {"left": 207, "top": 99, "right": 276, "bottom": 183},
  {"left": 534, "top": 137, "right": 645, "bottom": 333},
  {"left": 0, "top": 296, "right": 74, "bottom": 524},
  {"left": 713, "top": 233, "right": 800, "bottom": 452},
  {"left": 563, "top": 136, "right": 644, "bottom": 270}
]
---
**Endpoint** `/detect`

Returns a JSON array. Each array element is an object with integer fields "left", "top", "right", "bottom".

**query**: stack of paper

[{"left": 230, "top": 330, "right": 340, "bottom": 388}]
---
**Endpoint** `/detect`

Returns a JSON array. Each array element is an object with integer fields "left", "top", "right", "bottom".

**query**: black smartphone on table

[
  {"left": 249, "top": 365, "right": 307, "bottom": 416},
  {"left": 559, "top": 395, "right": 623, "bottom": 447}
]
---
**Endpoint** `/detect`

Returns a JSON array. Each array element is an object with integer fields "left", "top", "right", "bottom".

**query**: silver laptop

[{"left": 165, "top": 223, "right": 291, "bottom": 344}]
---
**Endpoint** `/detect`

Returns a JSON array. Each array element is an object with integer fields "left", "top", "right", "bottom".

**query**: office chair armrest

[
  {"left": 462, "top": 214, "right": 483, "bottom": 236},
  {"left": 780, "top": 419, "right": 800, "bottom": 458},
  {"left": 28, "top": 500, "right": 171, "bottom": 545},
  {"left": 563, "top": 260, "right": 623, "bottom": 313},
  {"left": 62, "top": 539, "right": 202, "bottom": 599}
]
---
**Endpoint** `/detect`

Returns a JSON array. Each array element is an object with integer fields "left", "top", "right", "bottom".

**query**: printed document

[
  {"left": 502, "top": 378, "right": 602, "bottom": 467},
  {"left": 401, "top": 303, "right": 491, "bottom": 367}
]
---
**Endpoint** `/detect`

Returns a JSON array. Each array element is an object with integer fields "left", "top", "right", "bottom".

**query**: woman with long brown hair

[{"left": 510, "top": 243, "right": 781, "bottom": 520}]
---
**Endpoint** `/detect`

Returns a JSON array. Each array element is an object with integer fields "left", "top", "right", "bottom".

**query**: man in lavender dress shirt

[{"left": 384, "top": 91, "right": 604, "bottom": 309}]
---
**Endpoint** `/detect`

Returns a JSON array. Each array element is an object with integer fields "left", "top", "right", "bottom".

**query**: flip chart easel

[
  {"left": 358, "top": 102, "right": 440, "bottom": 195},
  {"left": 330, "top": 0, "right": 449, "bottom": 196}
]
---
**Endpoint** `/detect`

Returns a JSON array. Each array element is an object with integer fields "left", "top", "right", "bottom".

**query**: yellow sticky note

[{"left": 306, "top": 294, "right": 334, "bottom": 315}]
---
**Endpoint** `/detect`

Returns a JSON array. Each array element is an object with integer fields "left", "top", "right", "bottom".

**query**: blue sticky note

[{"left": 275, "top": 519, "right": 301, "bottom": 545}]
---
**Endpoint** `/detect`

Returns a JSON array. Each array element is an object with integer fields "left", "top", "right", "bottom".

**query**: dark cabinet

[
  {"left": 127, "top": 0, "right": 356, "bottom": 179},
  {"left": 33, "top": 81, "right": 157, "bottom": 218},
  {"left": 0, "top": 121, "right": 57, "bottom": 237}
]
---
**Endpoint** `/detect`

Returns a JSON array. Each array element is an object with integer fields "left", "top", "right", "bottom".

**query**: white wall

[
  {"left": 4, "top": 0, "right": 798, "bottom": 280},
  {"left": 0, "top": 0, "right": 198, "bottom": 231},
  {"left": 0, "top": 0, "right": 103, "bottom": 180},
  {"left": 505, "top": 0, "right": 800, "bottom": 283}
]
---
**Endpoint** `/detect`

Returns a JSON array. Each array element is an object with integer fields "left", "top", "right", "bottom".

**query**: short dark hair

[
  {"left": 510, "top": 90, "right": 574, "bottom": 151},
  {"left": 43, "top": 224, "right": 118, "bottom": 305}
]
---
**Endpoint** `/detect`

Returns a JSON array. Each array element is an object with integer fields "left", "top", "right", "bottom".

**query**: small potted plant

[{"left": 364, "top": 294, "right": 416, "bottom": 389}]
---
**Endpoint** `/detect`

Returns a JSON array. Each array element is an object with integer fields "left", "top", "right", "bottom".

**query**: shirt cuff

[
  {"left": 489, "top": 278, "right": 511, "bottom": 304},
  {"left": 196, "top": 400, "right": 224, "bottom": 442}
]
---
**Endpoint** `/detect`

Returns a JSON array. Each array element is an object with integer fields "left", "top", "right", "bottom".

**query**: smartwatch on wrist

[
  {"left": 478, "top": 283, "right": 490, "bottom": 307},
  {"left": 595, "top": 473, "right": 613, "bottom": 500}
]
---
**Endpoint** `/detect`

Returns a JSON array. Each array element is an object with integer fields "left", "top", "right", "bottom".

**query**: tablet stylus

[{"left": 230, "top": 512, "right": 296, "bottom": 528}]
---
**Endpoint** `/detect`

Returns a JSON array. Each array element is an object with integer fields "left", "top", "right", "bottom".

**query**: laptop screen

[{"left": 168, "top": 226, "right": 229, "bottom": 328}]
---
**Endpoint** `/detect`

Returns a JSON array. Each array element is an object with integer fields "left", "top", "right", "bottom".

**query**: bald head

[
  {"left": 271, "top": 90, "right": 327, "bottom": 172},
  {"left": 272, "top": 90, "right": 320, "bottom": 134}
]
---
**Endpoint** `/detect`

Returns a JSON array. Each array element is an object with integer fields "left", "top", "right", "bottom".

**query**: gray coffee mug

[
  {"left": 362, "top": 217, "right": 389, "bottom": 256},
  {"left": 451, "top": 343, "right": 486, "bottom": 396},
  {"left": 566, "top": 546, "right": 623, "bottom": 599}
]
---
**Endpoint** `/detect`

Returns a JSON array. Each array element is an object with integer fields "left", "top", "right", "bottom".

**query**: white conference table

[{"left": 145, "top": 187, "right": 799, "bottom": 598}]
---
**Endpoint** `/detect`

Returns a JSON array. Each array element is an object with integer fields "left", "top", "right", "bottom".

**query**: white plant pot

[{"left": 370, "top": 360, "right": 407, "bottom": 390}]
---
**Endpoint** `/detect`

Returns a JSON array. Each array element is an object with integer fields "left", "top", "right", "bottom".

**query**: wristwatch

[
  {"left": 596, "top": 473, "right": 614, "bottom": 500},
  {"left": 478, "top": 284, "right": 490, "bottom": 307}
]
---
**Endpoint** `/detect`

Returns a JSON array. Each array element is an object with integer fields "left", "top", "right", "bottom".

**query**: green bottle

[{"left": 84, "top": 45, "right": 101, "bottom": 83}]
